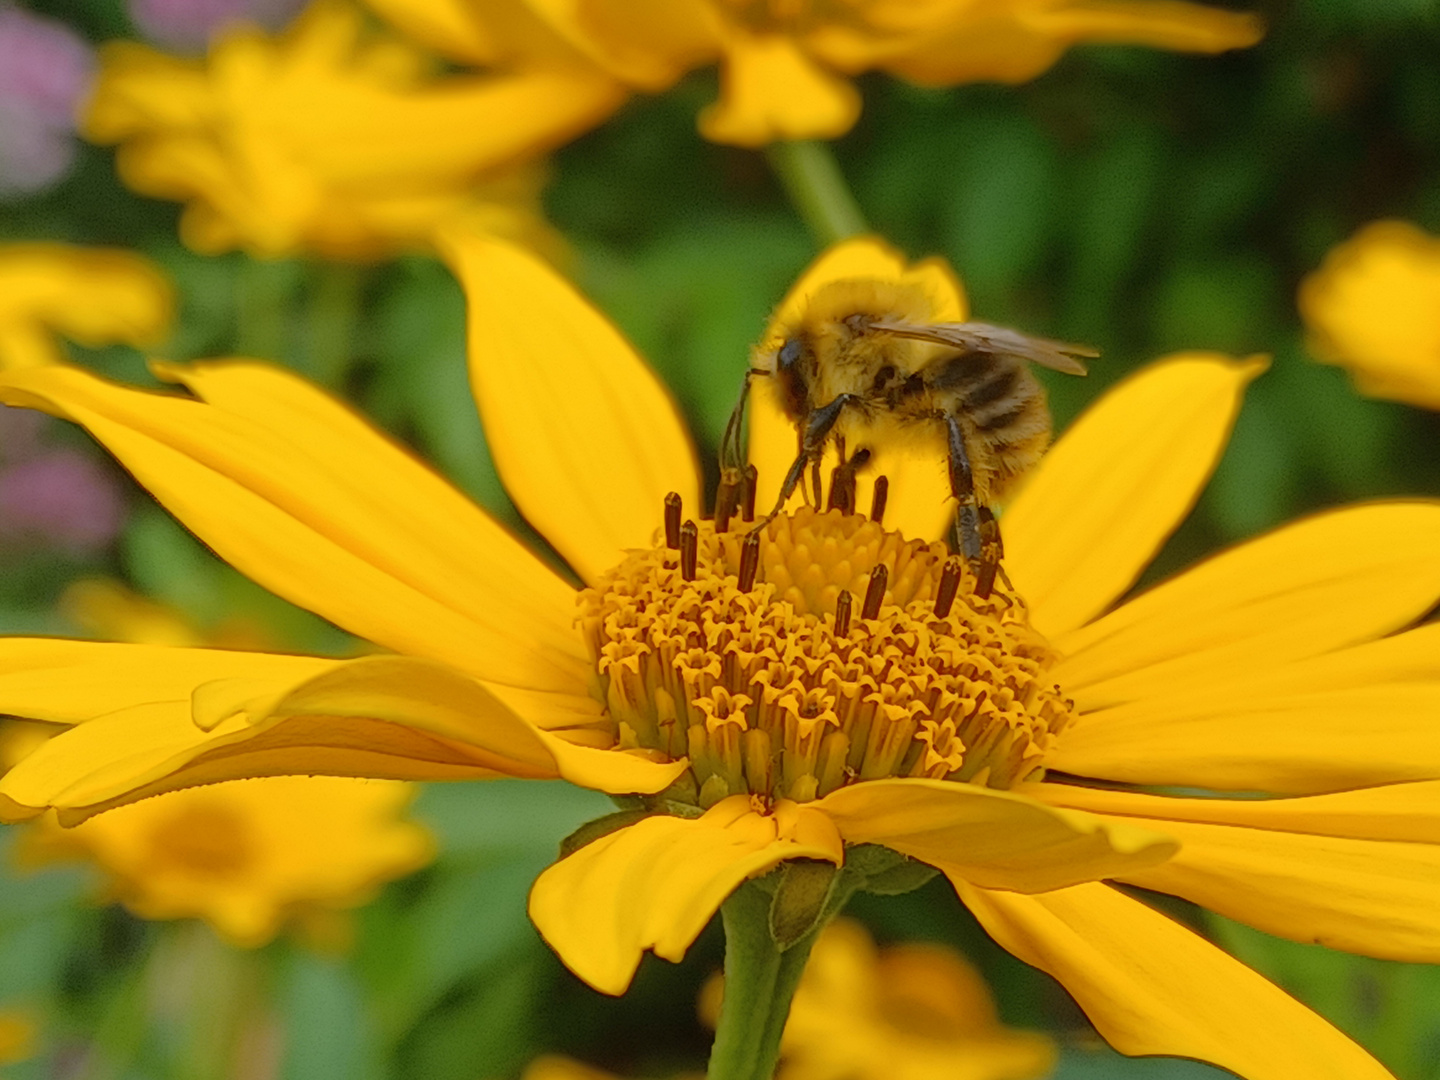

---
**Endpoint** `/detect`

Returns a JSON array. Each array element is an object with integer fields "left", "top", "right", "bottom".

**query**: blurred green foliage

[{"left": 4, "top": 0, "right": 1440, "bottom": 1076}]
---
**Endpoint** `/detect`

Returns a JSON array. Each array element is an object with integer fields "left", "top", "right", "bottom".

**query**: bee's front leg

[
  {"left": 753, "top": 394, "right": 857, "bottom": 531},
  {"left": 939, "top": 414, "right": 1001, "bottom": 599}
]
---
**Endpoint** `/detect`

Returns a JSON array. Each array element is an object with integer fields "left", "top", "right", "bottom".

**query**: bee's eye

[{"left": 777, "top": 338, "right": 803, "bottom": 371}]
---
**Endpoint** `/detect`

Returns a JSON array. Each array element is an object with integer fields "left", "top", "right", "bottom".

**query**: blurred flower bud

[
  {"left": 0, "top": 446, "right": 125, "bottom": 554},
  {"left": 127, "top": 0, "right": 304, "bottom": 53},
  {"left": 0, "top": 4, "right": 94, "bottom": 196}
]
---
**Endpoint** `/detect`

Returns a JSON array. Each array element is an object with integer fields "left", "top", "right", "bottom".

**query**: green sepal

[
  {"left": 844, "top": 843, "right": 939, "bottom": 896},
  {"left": 768, "top": 859, "right": 840, "bottom": 950}
]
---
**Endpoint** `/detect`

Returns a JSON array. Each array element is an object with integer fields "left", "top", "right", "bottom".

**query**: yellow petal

[
  {"left": 0, "top": 243, "right": 174, "bottom": 371},
  {"left": 1112, "top": 817, "right": 1440, "bottom": 965},
  {"left": 1051, "top": 684, "right": 1440, "bottom": 795},
  {"left": 1299, "top": 219, "right": 1440, "bottom": 410},
  {"left": 0, "top": 639, "right": 334, "bottom": 724},
  {"left": 249, "top": 655, "right": 684, "bottom": 794},
  {"left": 528, "top": 795, "right": 842, "bottom": 994},
  {"left": 520, "top": 0, "right": 720, "bottom": 90},
  {"left": 0, "top": 654, "right": 682, "bottom": 823},
  {"left": 440, "top": 233, "right": 701, "bottom": 584},
  {"left": 0, "top": 362, "right": 591, "bottom": 699},
  {"left": 358, "top": 0, "right": 507, "bottom": 64},
  {"left": 748, "top": 239, "right": 964, "bottom": 541},
  {"left": 955, "top": 881, "right": 1393, "bottom": 1080},
  {"left": 1040, "top": 783, "right": 1440, "bottom": 959},
  {"left": 884, "top": 2, "right": 1263, "bottom": 86},
  {"left": 1052, "top": 620, "right": 1440, "bottom": 793},
  {"left": 1004, "top": 354, "right": 1265, "bottom": 638},
  {"left": 699, "top": 33, "right": 860, "bottom": 147},
  {"left": 1054, "top": 502, "right": 1440, "bottom": 705},
  {"left": 1035, "top": 778, "right": 1440, "bottom": 844},
  {"left": 813, "top": 777, "right": 1175, "bottom": 892}
]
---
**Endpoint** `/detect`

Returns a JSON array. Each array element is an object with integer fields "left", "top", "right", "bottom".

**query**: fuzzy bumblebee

[{"left": 723, "top": 278, "right": 1094, "bottom": 597}]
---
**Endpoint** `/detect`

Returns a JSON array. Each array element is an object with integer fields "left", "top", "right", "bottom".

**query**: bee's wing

[{"left": 870, "top": 319, "right": 1094, "bottom": 375}]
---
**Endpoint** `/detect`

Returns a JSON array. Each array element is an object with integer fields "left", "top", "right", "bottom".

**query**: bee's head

[{"left": 772, "top": 334, "right": 812, "bottom": 420}]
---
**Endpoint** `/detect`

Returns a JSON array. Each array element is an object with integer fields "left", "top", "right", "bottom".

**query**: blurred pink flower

[
  {"left": 127, "top": 0, "right": 304, "bottom": 52},
  {"left": 0, "top": 403, "right": 45, "bottom": 460},
  {"left": 0, "top": 440, "right": 125, "bottom": 555},
  {"left": 0, "top": 4, "right": 95, "bottom": 196}
]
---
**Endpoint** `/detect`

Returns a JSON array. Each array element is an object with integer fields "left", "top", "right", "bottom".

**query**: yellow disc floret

[{"left": 579, "top": 502, "right": 1075, "bottom": 810}]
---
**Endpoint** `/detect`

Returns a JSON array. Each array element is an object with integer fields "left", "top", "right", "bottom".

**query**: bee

[{"left": 721, "top": 277, "right": 1094, "bottom": 598}]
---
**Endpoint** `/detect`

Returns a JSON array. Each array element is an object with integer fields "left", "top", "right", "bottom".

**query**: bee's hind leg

[{"left": 939, "top": 415, "right": 1001, "bottom": 600}]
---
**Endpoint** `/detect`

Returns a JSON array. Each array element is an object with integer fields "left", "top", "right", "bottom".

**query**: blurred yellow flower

[
  {"left": 24, "top": 771, "right": 432, "bottom": 947},
  {"left": 481, "top": 0, "right": 1266, "bottom": 146},
  {"left": 0, "top": 243, "right": 173, "bottom": 370},
  {"left": 83, "top": 0, "right": 620, "bottom": 259},
  {"left": 0, "top": 1008, "right": 36, "bottom": 1065},
  {"left": 714, "top": 919, "right": 1054, "bottom": 1080},
  {"left": 10, "top": 580, "right": 433, "bottom": 948},
  {"left": 1299, "top": 220, "right": 1440, "bottom": 410},
  {"left": 0, "top": 235, "right": 1435, "bottom": 1079}
]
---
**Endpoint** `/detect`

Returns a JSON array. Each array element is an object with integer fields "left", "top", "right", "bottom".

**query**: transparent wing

[{"left": 869, "top": 319, "right": 1095, "bottom": 375}]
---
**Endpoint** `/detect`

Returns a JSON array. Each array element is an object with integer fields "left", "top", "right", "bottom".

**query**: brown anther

[
  {"left": 826, "top": 464, "right": 856, "bottom": 515},
  {"left": 738, "top": 532, "right": 761, "bottom": 592},
  {"left": 869, "top": 476, "right": 889, "bottom": 524},
  {"left": 934, "top": 557, "right": 963, "bottom": 618},
  {"left": 742, "top": 464, "right": 758, "bottom": 522},
  {"left": 664, "top": 492, "right": 683, "bottom": 549},
  {"left": 834, "top": 589, "right": 852, "bottom": 637},
  {"left": 680, "top": 520, "right": 698, "bottom": 581},
  {"left": 715, "top": 468, "right": 743, "bottom": 534},
  {"left": 861, "top": 563, "right": 888, "bottom": 620}
]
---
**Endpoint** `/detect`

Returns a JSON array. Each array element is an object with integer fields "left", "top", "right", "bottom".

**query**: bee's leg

[
  {"left": 752, "top": 394, "right": 856, "bottom": 532},
  {"left": 720, "top": 368, "right": 767, "bottom": 474},
  {"left": 939, "top": 414, "right": 1000, "bottom": 599}
]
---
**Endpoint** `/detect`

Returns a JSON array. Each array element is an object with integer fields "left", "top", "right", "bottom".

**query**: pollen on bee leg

[
  {"left": 680, "top": 520, "right": 698, "bottom": 580},
  {"left": 861, "top": 563, "right": 887, "bottom": 620},
  {"left": 664, "top": 492, "right": 683, "bottom": 549},
  {"left": 869, "top": 476, "right": 888, "bottom": 524}
]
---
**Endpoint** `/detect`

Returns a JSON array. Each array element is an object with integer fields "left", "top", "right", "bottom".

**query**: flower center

[{"left": 579, "top": 487, "right": 1076, "bottom": 810}]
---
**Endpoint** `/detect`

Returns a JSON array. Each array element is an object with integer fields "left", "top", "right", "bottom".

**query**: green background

[{"left": 3, "top": 0, "right": 1440, "bottom": 1076}]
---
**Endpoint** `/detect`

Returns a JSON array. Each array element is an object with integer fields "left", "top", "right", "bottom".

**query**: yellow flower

[
  {"left": 453, "top": 0, "right": 1265, "bottom": 146},
  {"left": 0, "top": 1008, "right": 36, "bottom": 1065},
  {"left": 720, "top": 918, "right": 1054, "bottom": 1080},
  {"left": 0, "top": 234, "right": 1434, "bottom": 1080},
  {"left": 0, "top": 243, "right": 173, "bottom": 370},
  {"left": 10, "top": 580, "right": 434, "bottom": 947},
  {"left": 83, "top": 0, "right": 622, "bottom": 259},
  {"left": 22, "top": 772, "right": 432, "bottom": 947},
  {"left": 1299, "top": 219, "right": 1440, "bottom": 410}
]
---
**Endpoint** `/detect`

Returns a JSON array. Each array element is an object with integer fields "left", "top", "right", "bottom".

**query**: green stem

[
  {"left": 707, "top": 867, "right": 858, "bottom": 1080},
  {"left": 765, "top": 140, "right": 869, "bottom": 246},
  {"left": 235, "top": 256, "right": 292, "bottom": 362},
  {"left": 305, "top": 262, "right": 366, "bottom": 388},
  {"left": 707, "top": 882, "right": 815, "bottom": 1080}
]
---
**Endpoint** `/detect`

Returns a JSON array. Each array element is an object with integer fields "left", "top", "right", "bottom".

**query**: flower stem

[
  {"left": 306, "top": 261, "right": 366, "bottom": 388},
  {"left": 707, "top": 866, "right": 858, "bottom": 1080},
  {"left": 765, "top": 140, "right": 869, "bottom": 246}
]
